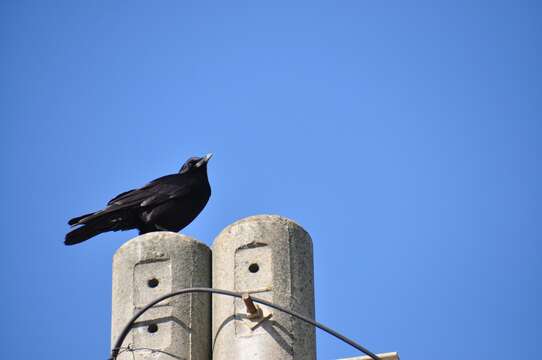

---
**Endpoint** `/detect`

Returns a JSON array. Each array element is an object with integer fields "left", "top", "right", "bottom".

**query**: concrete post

[
  {"left": 111, "top": 232, "right": 211, "bottom": 360},
  {"left": 212, "top": 215, "right": 316, "bottom": 360}
]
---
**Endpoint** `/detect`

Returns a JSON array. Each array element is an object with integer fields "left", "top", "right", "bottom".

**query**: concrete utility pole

[
  {"left": 212, "top": 215, "right": 316, "bottom": 360},
  {"left": 110, "top": 215, "right": 397, "bottom": 360},
  {"left": 111, "top": 232, "right": 211, "bottom": 360}
]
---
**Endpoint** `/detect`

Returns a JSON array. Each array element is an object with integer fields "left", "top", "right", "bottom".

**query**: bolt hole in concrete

[
  {"left": 248, "top": 263, "right": 259, "bottom": 273},
  {"left": 147, "top": 278, "right": 159, "bottom": 288},
  {"left": 147, "top": 324, "right": 158, "bottom": 333}
]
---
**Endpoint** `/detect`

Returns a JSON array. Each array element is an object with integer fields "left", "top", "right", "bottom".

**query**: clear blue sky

[{"left": 1, "top": 1, "right": 540, "bottom": 359}]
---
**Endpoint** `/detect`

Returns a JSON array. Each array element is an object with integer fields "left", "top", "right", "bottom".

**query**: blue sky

[{"left": 1, "top": 1, "right": 540, "bottom": 359}]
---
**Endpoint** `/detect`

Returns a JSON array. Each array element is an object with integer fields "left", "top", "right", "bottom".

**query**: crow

[{"left": 65, "top": 154, "right": 212, "bottom": 245}]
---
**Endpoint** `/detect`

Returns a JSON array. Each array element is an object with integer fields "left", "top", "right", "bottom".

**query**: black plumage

[{"left": 65, "top": 154, "right": 212, "bottom": 245}]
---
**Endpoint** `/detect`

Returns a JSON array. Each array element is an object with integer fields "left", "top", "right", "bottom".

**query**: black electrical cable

[{"left": 109, "top": 287, "right": 381, "bottom": 360}]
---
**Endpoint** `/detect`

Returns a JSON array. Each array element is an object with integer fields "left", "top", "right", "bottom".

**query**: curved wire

[{"left": 109, "top": 287, "right": 381, "bottom": 360}]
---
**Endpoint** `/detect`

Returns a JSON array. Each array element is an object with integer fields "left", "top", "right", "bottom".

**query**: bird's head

[{"left": 179, "top": 153, "right": 213, "bottom": 174}]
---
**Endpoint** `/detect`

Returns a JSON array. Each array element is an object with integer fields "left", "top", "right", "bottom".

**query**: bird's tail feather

[
  {"left": 68, "top": 212, "right": 97, "bottom": 226},
  {"left": 65, "top": 210, "right": 130, "bottom": 245},
  {"left": 65, "top": 223, "right": 109, "bottom": 245}
]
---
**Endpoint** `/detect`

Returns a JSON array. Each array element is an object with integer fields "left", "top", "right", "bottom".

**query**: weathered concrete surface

[
  {"left": 212, "top": 215, "right": 315, "bottom": 360},
  {"left": 111, "top": 232, "right": 211, "bottom": 360},
  {"left": 339, "top": 352, "right": 400, "bottom": 360}
]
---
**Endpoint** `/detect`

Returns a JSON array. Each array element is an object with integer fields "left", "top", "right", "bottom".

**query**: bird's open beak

[{"left": 196, "top": 153, "right": 213, "bottom": 167}]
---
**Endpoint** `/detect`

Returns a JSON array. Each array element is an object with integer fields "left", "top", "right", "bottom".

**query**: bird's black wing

[
  {"left": 107, "top": 189, "right": 138, "bottom": 205},
  {"left": 107, "top": 182, "right": 190, "bottom": 209},
  {"left": 73, "top": 178, "right": 190, "bottom": 226},
  {"left": 106, "top": 174, "right": 185, "bottom": 207}
]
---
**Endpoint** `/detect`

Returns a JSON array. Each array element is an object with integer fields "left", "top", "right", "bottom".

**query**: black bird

[{"left": 65, "top": 154, "right": 212, "bottom": 245}]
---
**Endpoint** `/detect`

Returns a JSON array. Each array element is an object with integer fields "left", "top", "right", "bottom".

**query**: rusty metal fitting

[{"left": 242, "top": 293, "right": 263, "bottom": 319}]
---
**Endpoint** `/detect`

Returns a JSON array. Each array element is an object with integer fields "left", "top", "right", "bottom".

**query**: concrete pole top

[
  {"left": 114, "top": 231, "right": 210, "bottom": 259},
  {"left": 213, "top": 214, "right": 311, "bottom": 248}
]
